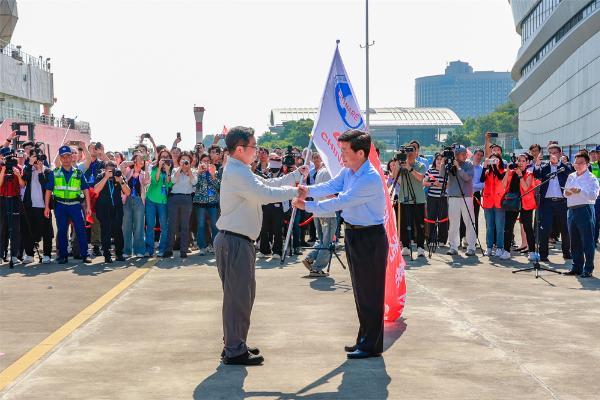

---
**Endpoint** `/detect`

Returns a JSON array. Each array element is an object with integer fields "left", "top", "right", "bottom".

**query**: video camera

[
  {"left": 393, "top": 145, "right": 415, "bottom": 163},
  {"left": 29, "top": 147, "right": 47, "bottom": 162},
  {"left": 508, "top": 153, "right": 518, "bottom": 170},
  {"left": 282, "top": 146, "right": 296, "bottom": 168},
  {"left": 0, "top": 150, "right": 19, "bottom": 175}
]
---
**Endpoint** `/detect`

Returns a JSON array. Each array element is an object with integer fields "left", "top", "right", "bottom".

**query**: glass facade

[
  {"left": 520, "top": 0, "right": 562, "bottom": 44},
  {"left": 521, "top": 0, "right": 599, "bottom": 76}
]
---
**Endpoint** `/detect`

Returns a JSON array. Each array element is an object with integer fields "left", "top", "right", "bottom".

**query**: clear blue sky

[{"left": 12, "top": 0, "right": 520, "bottom": 149}]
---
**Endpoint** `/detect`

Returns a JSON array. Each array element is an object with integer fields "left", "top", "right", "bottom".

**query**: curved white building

[{"left": 509, "top": 0, "right": 600, "bottom": 149}]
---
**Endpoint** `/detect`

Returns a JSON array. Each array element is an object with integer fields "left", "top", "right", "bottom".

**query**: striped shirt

[{"left": 425, "top": 168, "right": 445, "bottom": 198}]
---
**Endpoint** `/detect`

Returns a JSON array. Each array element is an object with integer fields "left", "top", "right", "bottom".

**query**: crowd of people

[
  {"left": 387, "top": 133, "right": 599, "bottom": 278},
  {"left": 0, "top": 130, "right": 329, "bottom": 274},
  {"left": 1, "top": 128, "right": 597, "bottom": 278}
]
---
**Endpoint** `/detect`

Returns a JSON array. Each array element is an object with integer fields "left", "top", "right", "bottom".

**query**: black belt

[
  {"left": 221, "top": 230, "right": 253, "bottom": 242},
  {"left": 344, "top": 222, "right": 381, "bottom": 230},
  {"left": 547, "top": 197, "right": 565, "bottom": 202}
]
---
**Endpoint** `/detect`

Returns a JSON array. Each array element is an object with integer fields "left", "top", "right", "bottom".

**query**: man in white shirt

[
  {"left": 563, "top": 152, "right": 599, "bottom": 278},
  {"left": 214, "top": 126, "right": 305, "bottom": 366}
]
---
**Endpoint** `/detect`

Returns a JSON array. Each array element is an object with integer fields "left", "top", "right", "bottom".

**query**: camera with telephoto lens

[
  {"left": 282, "top": 146, "right": 296, "bottom": 167},
  {"left": 114, "top": 169, "right": 122, "bottom": 178},
  {"left": 442, "top": 146, "right": 455, "bottom": 163},
  {"left": 508, "top": 153, "right": 518, "bottom": 170}
]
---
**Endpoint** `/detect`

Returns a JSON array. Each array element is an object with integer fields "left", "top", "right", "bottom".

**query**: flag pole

[
  {"left": 280, "top": 40, "right": 340, "bottom": 265},
  {"left": 360, "top": 0, "right": 374, "bottom": 131}
]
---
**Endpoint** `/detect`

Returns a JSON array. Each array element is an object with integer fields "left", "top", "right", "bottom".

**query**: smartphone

[
  {"left": 542, "top": 155, "right": 551, "bottom": 161},
  {"left": 488, "top": 132, "right": 499, "bottom": 138},
  {"left": 176, "top": 132, "right": 181, "bottom": 139}
]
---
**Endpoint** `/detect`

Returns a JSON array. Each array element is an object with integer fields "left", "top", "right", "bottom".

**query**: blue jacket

[{"left": 532, "top": 162, "right": 574, "bottom": 202}]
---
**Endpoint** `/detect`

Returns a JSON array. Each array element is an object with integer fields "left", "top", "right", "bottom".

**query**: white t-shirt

[{"left": 30, "top": 169, "right": 46, "bottom": 208}]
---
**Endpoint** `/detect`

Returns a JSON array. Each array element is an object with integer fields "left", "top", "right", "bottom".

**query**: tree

[{"left": 258, "top": 119, "right": 314, "bottom": 149}]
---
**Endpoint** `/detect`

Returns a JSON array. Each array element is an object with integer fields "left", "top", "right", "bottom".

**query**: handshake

[{"left": 292, "top": 185, "right": 309, "bottom": 210}]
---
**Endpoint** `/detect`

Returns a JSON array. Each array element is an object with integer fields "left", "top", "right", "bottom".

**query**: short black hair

[
  {"left": 22, "top": 141, "right": 34, "bottom": 148},
  {"left": 338, "top": 129, "right": 371, "bottom": 158},
  {"left": 226, "top": 126, "right": 255, "bottom": 153},
  {"left": 208, "top": 144, "right": 222, "bottom": 153},
  {"left": 409, "top": 140, "right": 420, "bottom": 150},
  {"left": 575, "top": 152, "right": 590, "bottom": 163},
  {"left": 529, "top": 143, "right": 541, "bottom": 152},
  {"left": 547, "top": 144, "right": 562, "bottom": 153}
]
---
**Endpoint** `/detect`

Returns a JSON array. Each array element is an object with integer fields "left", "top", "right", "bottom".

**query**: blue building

[{"left": 415, "top": 61, "right": 514, "bottom": 120}]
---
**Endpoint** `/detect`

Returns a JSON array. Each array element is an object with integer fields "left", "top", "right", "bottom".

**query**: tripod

[
  {"left": 452, "top": 162, "right": 485, "bottom": 256},
  {"left": 389, "top": 164, "right": 417, "bottom": 260},
  {"left": 302, "top": 242, "right": 347, "bottom": 275},
  {"left": 512, "top": 170, "right": 563, "bottom": 278}
]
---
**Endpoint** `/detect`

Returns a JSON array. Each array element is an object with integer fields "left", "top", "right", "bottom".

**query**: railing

[
  {"left": 0, "top": 104, "right": 90, "bottom": 134},
  {"left": 0, "top": 38, "right": 51, "bottom": 72}
]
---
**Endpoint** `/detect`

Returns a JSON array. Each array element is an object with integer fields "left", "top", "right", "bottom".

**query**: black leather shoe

[
  {"left": 161, "top": 251, "right": 173, "bottom": 258},
  {"left": 115, "top": 255, "right": 126, "bottom": 262},
  {"left": 180, "top": 252, "right": 187, "bottom": 259},
  {"left": 57, "top": 257, "right": 68, "bottom": 264},
  {"left": 221, "top": 347, "right": 260, "bottom": 358},
  {"left": 563, "top": 269, "right": 581, "bottom": 276},
  {"left": 82, "top": 257, "right": 93, "bottom": 264},
  {"left": 344, "top": 345, "right": 357, "bottom": 352},
  {"left": 104, "top": 256, "right": 113, "bottom": 263},
  {"left": 346, "top": 349, "right": 381, "bottom": 359},
  {"left": 223, "top": 351, "right": 264, "bottom": 366},
  {"left": 92, "top": 246, "right": 102, "bottom": 257},
  {"left": 580, "top": 272, "right": 593, "bottom": 278},
  {"left": 563, "top": 255, "right": 572, "bottom": 260}
]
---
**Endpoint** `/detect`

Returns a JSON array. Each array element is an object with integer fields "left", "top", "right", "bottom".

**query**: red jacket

[{"left": 481, "top": 166, "right": 505, "bottom": 209}]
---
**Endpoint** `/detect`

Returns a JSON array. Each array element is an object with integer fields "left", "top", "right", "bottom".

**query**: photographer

[
  {"left": 0, "top": 148, "right": 26, "bottom": 265},
  {"left": 94, "top": 161, "right": 130, "bottom": 263},
  {"left": 441, "top": 145, "right": 477, "bottom": 256},
  {"left": 461, "top": 149, "right": 484, "bottom": 244},
  {"left": 502, "top": 154, "right": 537, "bottom": 261},
  {"left": 533, "top": 144, "right": 574, "bottom": 262},
  {"left": 481, "top": 153, "right": 507, "bottom": 258},
  {"left": 257, "top": 153, "right": 286, "bottom": 258},
  {"left": 144, "top": 149, "right": 173, "bottom": 257},
  {"left": 194, "top": 153, "right": 221, "bottom": 256},
  {"left": 389, "top": 146, "right": 426, "bottom": 257},
  {"left": 22, "top": 147, "right": 54, "bottom": 264},
  {"left": 423, "top": 153, "right": 448, "bottom": 246},
  {"left": 83, "top": 142, "right": 107, "bottom": 257},
  {"left": 165, "top": 151, "right": 197, "bottom": 258},
  {"left": 121, "top": 154, "right": 150, "bottom": 258}
]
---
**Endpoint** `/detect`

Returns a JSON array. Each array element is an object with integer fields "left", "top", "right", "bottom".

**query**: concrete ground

[{"left": 1, "top": 238, "right": 599, "bottom": 399}]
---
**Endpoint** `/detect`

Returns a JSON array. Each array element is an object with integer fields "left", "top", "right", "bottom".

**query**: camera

[
  {"left": 181, "top": 159, "right": 190, "bottom": 166},
  {"left": 488, "top": 132, "right": 499, "bottom": 138},
  {"left": 29, "top": 148, "right": 47, "bottom": 162},
  {"left": 282, "top": 146, "right": 296, "bottom": 168},
  {"left": 393, "top": 146, "right": 415, "bottom": 163},
  {"left": 1, "top": 150, "right": 19, "bottom": 175},
  {"left": 542, "top": 155, "right": 551, "bottom": 161},
  {"left": 442, "top": 147, "right": 455, "bottom": 160},
  {"left": 114, "top": 169, "right": 122, "bottom": 178}
]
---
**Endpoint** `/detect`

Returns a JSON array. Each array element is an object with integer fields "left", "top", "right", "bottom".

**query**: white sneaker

[
  {"left": 11, "top": 257, "right": 20, "bottom": 265},
  {"left": 207, "top": 245, "right": 215, "bottom": 254},
  {"left": 465, "top": 249, "right": 476, "bottom": 256},
  {"left": 494, "top": 248, "right": 504, "bottom": 257},
  {"left": 401, "top": 247, "right": 410, "bottom": 256},
  {"left": 42, "top": 256, "right": 52, "bottom": 264},
  {"left": 198, "top": 248, "right": 206, "bottom": 256},
  {"left": 500, "top": 250, "right": 511, "bottom": 260},
  {"left": 21, "top": 255, "right": 34, "bottom": 264},
  {"left": 446, "top": 248, "right": 458, "bottom": 255},
  {"left": 417, "top": 247, "right": 426, "bottom": 257},
  {"left": 256, "top": 251, "right": 269, "bottom": 258},
  {"left": 135, "top": 253, "right": 145, "bottom": 258},
  {"left": 485, "top": 248, "right": 494, "bottom": 256}
]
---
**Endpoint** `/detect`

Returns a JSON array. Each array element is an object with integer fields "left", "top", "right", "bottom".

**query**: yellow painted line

[{"left": 0, "top": 261, "right": 155, "bottom": 391}]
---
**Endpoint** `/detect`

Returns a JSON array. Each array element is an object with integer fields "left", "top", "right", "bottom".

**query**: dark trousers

[
  {"left": 460, "top": 191, "right": 480, "bottom": 240},
  {"left": 96, "top": 205, "right": 124, "bottom": 257},
  {"left": 519, "top": 209, "right": 535, "bottom": 253},
  {"left": 568, "top": 205, "right": 595, "bottom": 274},
  {"left": 539, "top": 199, "right": 570, "bottom": 259},
  {"left": 167, "top": 194, "right": 193, "bottom": 254},
  {"left": 345, "top": 224, "right": 388, "bottom": 354},
  {"left": 55, "top": 202, "right": 88, "bottom": 259},
  {"left": 426, "top": 196, "right": 448, "bottom": 244},
  {"left": 215, "top": 231, "right": 256, "bottom": 358},
  {"left": 398, "top": 203, "right": 425, "bottom": 248},
  {"left": 594, "top": 197, "right": 600, "bottom": 243},
  {"left": 0, "top": 196, "right": 21, "bottom": 259},
  {"left": 23, "top": 207, "right": 54, "bottom": 257},
  {"left": 259, "top": 203, "right": 284, "bottom": 255}
]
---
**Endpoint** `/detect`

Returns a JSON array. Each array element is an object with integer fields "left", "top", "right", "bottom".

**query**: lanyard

[{"left": 108, "top": 180, "right": 115, "bottom": 207}]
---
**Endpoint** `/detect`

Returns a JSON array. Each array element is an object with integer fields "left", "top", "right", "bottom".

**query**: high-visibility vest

[
  {"left": 52, "top": 168, "right": 83, "bottom": 201},
  {"left": 591, "top": 162, "right": 600, "bottom": 183}
]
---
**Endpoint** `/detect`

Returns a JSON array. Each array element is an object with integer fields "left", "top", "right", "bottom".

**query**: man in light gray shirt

[
  {"left": 441, "top": 145, "right": 476, "bottom": 255},
  {"left": 215, "top": 126, "right": 304, "bottom": 366}
]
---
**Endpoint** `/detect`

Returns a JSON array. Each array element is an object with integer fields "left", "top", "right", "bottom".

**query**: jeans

[
  {"left": 568, "top": 205, "right": 595, "bottom": 274},
  {"left": 195, "top": 204, "right": 219, "bottom": 249},
  {"left": 145, "top": 199, "right": 168, "bottom": 255},
  {"left": 307, "top": 217, "right": 338, "bottom": 271},
  {"left": 483, "top": 207, "right": 505, "bottom": 250},
  {"left": 123, "top": 196, "right": 145, "bottom": 256}
]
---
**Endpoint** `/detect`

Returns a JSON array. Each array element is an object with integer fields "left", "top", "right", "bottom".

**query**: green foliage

[
  {"left": 445, "top": 102, "right": 519, "bottom": 147},
  {"left": 258, "top": 119, "right": 314, "bottom": 149}
]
